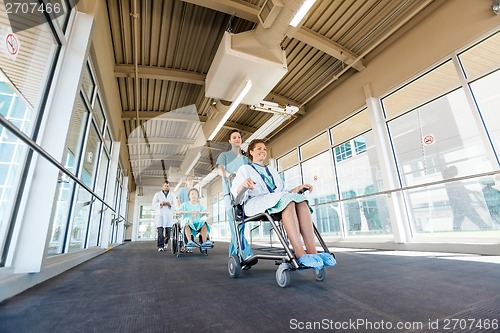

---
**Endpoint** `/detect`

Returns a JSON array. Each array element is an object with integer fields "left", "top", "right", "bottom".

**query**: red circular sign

[
  {"left": 423, "top": 135, "right": 434, "bottom": 145},
  {"left": 5, "top": 33, "right": 19, "bottom": 56}
]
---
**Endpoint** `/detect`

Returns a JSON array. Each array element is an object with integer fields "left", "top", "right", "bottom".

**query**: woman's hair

[
  {"left": 188, "top": 188, "right": 200, "bottom": 198},
  {"left": 246, "top": 139, "right": 266, "bottom": 162},
  {"left": 227, "top": 129, "right": 242, "bottom": 141}
]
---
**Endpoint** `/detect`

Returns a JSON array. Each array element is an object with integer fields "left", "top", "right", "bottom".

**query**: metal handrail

[
  {"left": 311, "top": 169, "right": 500, "bottom": 208},
  {"left": 0, "top": 114, "right": 116, "bottom": 213}
]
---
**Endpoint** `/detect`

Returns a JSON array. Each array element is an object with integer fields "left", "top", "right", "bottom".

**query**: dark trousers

[{"left": 157, "top": 227, "right": 172, "bottom": 248}]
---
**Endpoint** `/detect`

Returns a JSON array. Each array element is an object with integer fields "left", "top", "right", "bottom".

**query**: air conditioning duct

[
  {"left": 258, "top": 0, "right": 284, "bottom": 28},
  {"left": 205, "top": 0, "right": 307, "bottom": 105}
]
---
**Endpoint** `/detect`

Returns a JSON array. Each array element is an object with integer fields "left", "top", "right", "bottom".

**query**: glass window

[
  {"left": 104, "top": 126, "right": 112, "bottom": 153},
  {"left": 301, "top": 152, "right": 341, "bottom": 236},
  {"left": 334, "top": 131, "right": 392, "bottom": 236},
  {"left": 68, "top": 186, "right": 93, "bottom": 252},
  {"left": 81, "top": 123, "right": 102, "bottom": 189},
  {"left": 0, "top": 6, "right": 59, "bottom": 137},
  {"left": 335, "top": 131, "right": 385, "bottom": 196},
  {"left": 81, "top": 62, "right": 95, "bottom": 102},
  {"left": 382, "top": 60, "right": 461, "bottom": 120},
  {"left": 281, "top": 165, "right": 301, "bottom": 189},
  {"left": 277, "top": 149, "right": 298, "bottom": 172},
  {"left": 95, "top": 151, "right": 109, "bottom": 199},
  {"left": 458, "top": 31, "right": 500, "bottom": 80},
  {"left": 138, "top": 205, "right": 155, "bottom": 240},
  {"left": 301, "top": 151, "right": 336, "bottom": 205},
  {"left": 212, "top": 195, "right": 219, "bottom": 223},
  {"left": 469, "top": 70, "right": 500, "bottom": 161},
  {"left": 300, "top": 132, "right": 329, "bottom": 160},
  {"left": 334, "top": 142, "right": 352, "bottom": 163},
  {"left": 53, "top": 0, "right": 73, "bottom": 33},
  {"left": 65, "top": 95, "right": 89, "bottom": 175},
  {"left": 330, "top": 109, "right": 370, "bottom": 145},
  {"left": 407, "top": 174, "right": 498, "bottom": 237},
  {"left": 48, "top": 170, "right": 75, "bottom": 255},
  {"left": 93, "top": 96, "right": 106, "bottom": 134},
  {"left": 88, "top": 201, "right": 104, "bottom": 247},
  {"left": 0, "top": 125, "right": 30, "bottom": 256},
  {"left": 388, "top": 89, "right": 496, "bottom": 188}
]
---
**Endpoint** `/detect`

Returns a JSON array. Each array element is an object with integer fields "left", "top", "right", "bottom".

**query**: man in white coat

[{"left": 152, "top": 180, "right": 177, "bottom": 251}]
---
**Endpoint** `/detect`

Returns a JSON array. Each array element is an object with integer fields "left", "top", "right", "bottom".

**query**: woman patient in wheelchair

[
  {"left": 231, "top": 139, "right": 336, "bottom": 270},
  {"left": 177, "top": 188, "right": 213, "bottom": 250}
]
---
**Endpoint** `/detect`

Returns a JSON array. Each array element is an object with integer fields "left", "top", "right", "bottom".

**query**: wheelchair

[
  {"left": 227, "top": 176, "right": 335, "bottom": 288},
  {"left": 171, "top": 217, "right": 214, "bottom": 257}
]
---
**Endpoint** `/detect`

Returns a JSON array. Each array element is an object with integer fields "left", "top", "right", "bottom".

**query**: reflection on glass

[
  {"left": 407, "top": 174, "right": 499, "bottom": 236},
  {"left": 138, "top": 205, "right": 155, "bottom": 240},
  {"left": 470, "top": 70, "right": 500, "bottom": 159},
  {"left": 388, "top": 89, "right": 495, "bottom": 188},
  {"left": 458, "top": 31, "right": 500, "bottom": 80},
  {"left": 0, "top": 5, "right": 59, "bottom": 134},
  {"left": 81, "top": 62, "right": 95, "bottom": 102},
  {"left": 93, "top": 97, "right": 106, "bottom": 134},
  {"left": 0, "top": 125, "right": 30, "bottom": 258},
  {"left": 69, "top": 186, "right": 93, "bottom": 252},
  {"left": 277, "top": 149, "right": 298, "bottom": 172},
  {"left": 81, "top": 123, "right": 102, "bottom": 189},
  {"left": 330, "top": 109, "right": 370, "bottom": 146},
  {"left": 87, "top": 201, "right": 104, "bottom": 247},
  {"left": 383, "top": 60, "right": 460, "bottom": 120},
  {"left": 300, "top": 132, "right": 329, "bottom": 160},
  {"left": 281, "top": 165, "right": 301, "bottom": 189},
  {"left": 95, "top": 151, "right": 109, "bottom": 199},
  {"left": 301, "top": 152, "right": 340, "bottom": 236},
  {"left": 65, "top": 95, "right": 89, "bottom": 175},
  {"left": 48, "top": 171, "right": 74, "bottom": 255}
]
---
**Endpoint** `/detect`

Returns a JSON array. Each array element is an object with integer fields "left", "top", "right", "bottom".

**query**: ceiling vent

[
  {"left": 205, "top": 31, "right": 287, "bottom": 105},
  {"left": 258, "top": 0, "right": 284, "bottom": 28}
]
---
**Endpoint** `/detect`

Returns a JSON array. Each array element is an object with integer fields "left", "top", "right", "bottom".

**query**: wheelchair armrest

[{"left": 233, "top": 187, "right": 248, "bottom": 205}]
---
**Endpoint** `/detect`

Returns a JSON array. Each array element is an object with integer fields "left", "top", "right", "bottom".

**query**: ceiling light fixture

[
  {"left": 289, "top": 0, "right": 317, "bottom": 27},
  {"left": 207, "top": 79, "right": 252, "bottom": 141}
]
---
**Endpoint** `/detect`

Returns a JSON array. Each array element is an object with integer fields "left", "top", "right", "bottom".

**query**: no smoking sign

[
  {"left": 423, "top": 135, "right": 435, "bottom": 145},
  {"left": 1, "top": 30, "right": 21, "bottom": 60}
]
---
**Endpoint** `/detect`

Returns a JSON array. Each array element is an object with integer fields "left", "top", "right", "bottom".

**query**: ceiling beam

[
  {"left": 121, "top": 111, "right": 208, "bottom": 122},
  {"left": 290, "top": 27, "right": 366, "bottom": 72},
  {"left": 129, "top": 154, "right": 212, "bottom": 165},
  {"left": 122, "top": 111, "right": 256, "bottom": 134},
  {"left": 115, "top": 64, "right": 206, "bottom": 85},
  {"left": 181, "top": 0, "right": 259, "bottom": 23},
  {"left": 127, "top": 138, "right": 196, "bottom": 145}
]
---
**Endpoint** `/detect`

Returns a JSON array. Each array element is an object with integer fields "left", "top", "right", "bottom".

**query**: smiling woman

[{"left": 231, "top": 139, "right": 336, "bottom": 270}]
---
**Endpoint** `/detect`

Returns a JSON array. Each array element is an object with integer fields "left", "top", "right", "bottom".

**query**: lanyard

[{"left": 248, "top": 162, "right": 276, "bottom": 193}]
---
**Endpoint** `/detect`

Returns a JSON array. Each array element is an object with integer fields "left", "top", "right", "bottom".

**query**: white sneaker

[{"left": 157, "top": 247, "right": 164, "bottom": 252}]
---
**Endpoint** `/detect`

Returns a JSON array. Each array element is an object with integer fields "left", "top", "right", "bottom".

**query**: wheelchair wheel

[
  {"left": 276, "top": 263, "right": 291, "bottom": 288},
  {"left": 171, "top": 224, "right": 178, "bottom": 255},
  {"left": 313, "top": 267, "right": 326, "bottom": 281},
  {"left": 228, "top": 254, "right": 241, "bottom": 278}
]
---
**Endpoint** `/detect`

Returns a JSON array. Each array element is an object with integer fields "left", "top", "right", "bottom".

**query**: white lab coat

[
  {"left": 231, "top": 164, "right": 290, "bottom": 216},
  {"left": 152, "top": 190, "right": 177, "bottom": 228}
]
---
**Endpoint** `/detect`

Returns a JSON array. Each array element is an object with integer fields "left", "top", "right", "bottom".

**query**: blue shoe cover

[
  {"left": 201, "top": 240, "right": 213, "bottom": 248},
  {"left": 185, "top": 240, "right": 197, "bottom": 248},
  {"left": 297, "top": 254, "right": 323, "bottom": 270},
  {"left": 316, "top": 252, "right": 337, "bottom": 267}
]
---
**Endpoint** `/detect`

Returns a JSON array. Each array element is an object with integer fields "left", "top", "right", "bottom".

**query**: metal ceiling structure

[{"left": 106, "top": 0, "right": 434, "bottom": 188}]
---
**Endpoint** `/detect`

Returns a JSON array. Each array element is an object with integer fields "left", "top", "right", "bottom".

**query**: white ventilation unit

[
  {"left": 258, "top": 0, "right": 284, "bottom": 28},
  {"left": 205, "top": 31, "right": 287, "bottom": 106}
]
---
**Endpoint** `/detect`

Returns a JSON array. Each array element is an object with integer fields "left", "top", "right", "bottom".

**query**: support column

[{"left": 365, "top": 84, "right": 410, "bottom": 243}]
